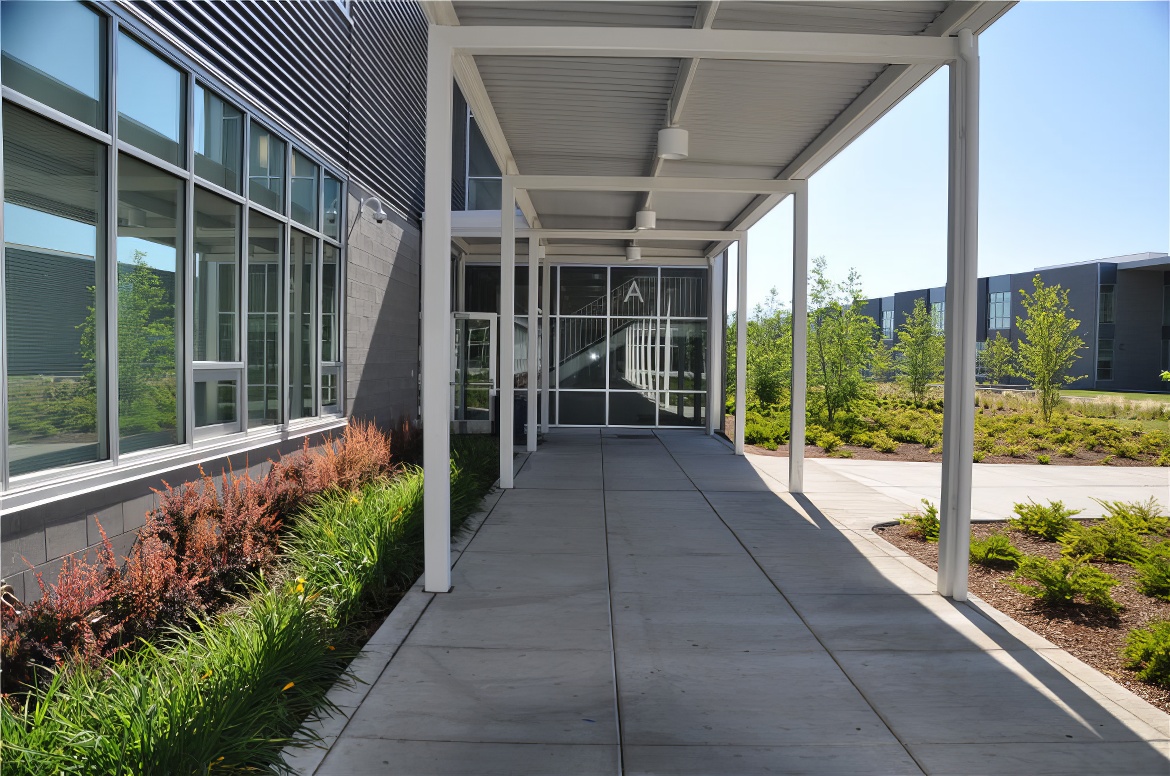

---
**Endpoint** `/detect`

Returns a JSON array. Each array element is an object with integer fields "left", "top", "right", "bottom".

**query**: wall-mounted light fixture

[
  {"left": 347, "top": 195, "right": 390, "bottom": 239},
  {"left": 657, "top": 126, "right": 688, "bottom": 160}
]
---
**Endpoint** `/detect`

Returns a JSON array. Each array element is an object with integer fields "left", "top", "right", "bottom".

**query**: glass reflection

[
  {"left": 247, "top": 212, "right": 282, "bottom": 427},
  {"left": 1, "top": 1, "right": 105, "bottom": 128},
  {"left": 116, "top": 154, "right": 183, "bottom": 453},
  {"left": 4, "top": 105, "right": 106, "bottom": 475},
  {"left": 118, "top": 34, "right": 184, "bottom": 166},
  {"left": 194, "top": 377, "right": 237, "bottom": 427},
  {"left": 661, "top": 268, "right": 707, "bottom": 318},
  {"left": 193, "top": 189, "right": 239, "bottom": 362},
  {"left": 249, "top": 122, "right": 285, "bottom": 213},
  {"left": 290, "top": 151, "right": 318, "bottom": 228},
  {"left": 323, "top": 173, "right": 341, "bottom": 240},
  {"left": 288, "top": 231, "right": 317, "bottom": 419},
  {"left": 194, "top": 83, "right": 243, "bottom": 191}
]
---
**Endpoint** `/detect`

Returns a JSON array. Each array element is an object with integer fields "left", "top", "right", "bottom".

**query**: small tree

[
  {"left": 870, "top": 338, "right": 895, "bottom": 383},
  {"left": 981, "top": 332, "right": 1015, "bottom": 386},
  {"left": 807, "top": 257, "right": 877, "bottom": 426},
  {"left": 894, "top": 298, "right": 945, "bottom": 404},
  {"left": 1015, "top": 275, "right": 1085, "bottom": 423},
  {"left": 746, "top": 289, "right": 792, "bottom": 408}
]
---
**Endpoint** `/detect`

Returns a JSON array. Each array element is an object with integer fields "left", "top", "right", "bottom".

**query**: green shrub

[
  {"left": 1060, "top": 520, "right": 1148, "bottom": 564},
  {"left": 870, "top": 431, "right": 898, "bottom": 453},
  {"left": 899, "top": 499, "right": 939, "bottom": 543},
  {"left": 1059, "top": 445, "right": 1078, "bottom": 458},
  {"left": 1095, "top": 498, "right": 1170, "bottom": 535},
  {"left": 817, "top": 432, "right": 842, "bottom": 453},
  {"left": 1008, "top": 499, "right": 1080, "bottom": 541},
  {"left": 1101, "top": 454, "right": 1115, "bottom": 465},
  {"left": 972, "top": 450, "right": 987, "bottom": 463},
  {"left": 969, "top": 531, "right": 1023, "bottom": 568},
  {"left": 1009, "top": 556, "right": 1121, "bottom": 612},
  {"left": 804, "top": 423, "right": 825, "bottom": 445},
  {"left": 1123, "top": 621, "right": 1170, "bottom": 686},
  {"left": 1135, "top": 556, "right": 1170, "bottom": 601},
  {"left": 1037, "top": 454, "right": 1051, "bottom": 465}
]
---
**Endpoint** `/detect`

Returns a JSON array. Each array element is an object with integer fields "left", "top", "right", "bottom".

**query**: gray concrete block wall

[
  {"left": 1, "top": 434, "right": 330, "bottom": 605},
  {"left": 345, "top": 191, "right": 422, "bottom": 428}
]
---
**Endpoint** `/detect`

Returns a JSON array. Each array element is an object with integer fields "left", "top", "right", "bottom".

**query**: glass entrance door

[{"left": 452, "top": 313, "right": 496, "bottom": 433}]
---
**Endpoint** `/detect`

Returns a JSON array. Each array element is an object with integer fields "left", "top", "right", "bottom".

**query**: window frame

[{"left": 0, "top": 2, "right": 348, "bottom": 494}]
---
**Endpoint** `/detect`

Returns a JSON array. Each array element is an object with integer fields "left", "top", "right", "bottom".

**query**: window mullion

[
  {"left": 240, "top": 117, "right": 251, "bottom": 434},
  {"left": 280, "top": 140, "right": 292, "bottom": 425},
  {"left": 0, "top": 98, "right": 8, "bottom": 489},
  {"left": 106, "top": 16, "right": 121, "bottom": 467},
  {"left": 183, "top": 70, "right": 196, "bottom": 447}
]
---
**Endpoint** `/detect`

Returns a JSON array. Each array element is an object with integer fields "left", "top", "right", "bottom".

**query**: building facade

[
  {"left": 864, "top": 253, "right": 1170, "bottom": 392},
  {"left": 0, "top": 0, "right": 429, "bottom": 602}
]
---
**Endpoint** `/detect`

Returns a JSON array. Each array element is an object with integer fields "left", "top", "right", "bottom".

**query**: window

[
  {"left": 118, "top": 33, "right": 185, "bottom": 166},
  {"left": 290, "top": 151, "right": 319, "bottom": 228},
  {"left": 116, "top": 154, "right": 184, "bottom": 454},
  {"left": 249, "top": 122, "right": 285, "bottom": 213},
  {"left": 194, "top": 83, "right": 243, "bottom": 192},
  {"left": 931, "top": 301, "right": 945, "bottom": 333},
  {"left": 1099, "top": 284, "right": 1115, "bottom": 325},
  {"left": 1, "top": 14, "right": 347, "bottom": 487},
  {"left": 4, "top": 105, "right": 107, "bottom": 476},
  {"left": 247, "top": 212, "right": 283, "bottom": 427},
  {"left": 1097, "top": 339, "right": 1114, "bottom": 381},
  {"left": 2, "top": 1, "right": 106, "bottom": 128},
  {"left": 466, "top": 112, "right": 501, "bottom": 210},
  {"left": 987, "top": 291, "right": 1010, "bottom": 330},
  {"left": 881, "top": 310, "right": 894, "bottom": 340}
]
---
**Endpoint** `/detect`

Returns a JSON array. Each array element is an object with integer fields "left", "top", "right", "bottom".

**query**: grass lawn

[{"left": 1064, "top": 389, "right": 1170, "bottom": 403}]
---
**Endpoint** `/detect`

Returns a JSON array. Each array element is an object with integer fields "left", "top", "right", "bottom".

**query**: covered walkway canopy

[{"left": 419, "top": 1, "right": 1015, "bottom": 599}]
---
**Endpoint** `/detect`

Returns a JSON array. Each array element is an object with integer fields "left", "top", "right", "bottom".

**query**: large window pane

[
  {"left": 661, "top": 268, "right": 706, "bottom": 318},
  {"left": 249, "top": 122, "right": 285, "bottom": 213},
  {"left": 118, "top": 34, "right": 184, "bottom": 166},
  {"left": 558, "top": 318, "right": 606, "bottom": 389},
  {"left": 560, "top": 267, "right": 607, "bottom": 316},
  {"left": 194, "top": 189, "right": 239, "bottom": 362},
  {"left": 247, "top": 212, "right": 282, "bottom": 427},
  {"left": 609, "top": 391, "right": 656, "bottom": 426},
  {"left": 321, "top": 244, "right": 340, "bottom": 363},
  {"left": 323, "top": 173, "right": 341, "bottom": 241},
  {"left": 194, "top": 83, "right": 243, "bottom": 192},
  {"left": 2, "top": 1, "right": 105, "bottom": 128},
  {"left": 194, "top": 374, "right": 237, "bottom": 427},
  {"left": 4, "top": 105, "right": 106, "bottom": 475},
  {"left": 290, "top": 151, "right": 318, "bottom": 228},
  {"left": 288, "top": 231, "right": 317, "bottom": 419},
  {"left": 611, "top": 267, "right": 657, "bottom": 317},
  {"left": 658, "top": 392, "right": 706, "bottom": 427},
  {"left": 117, "top": 155, "right": 183, "bottom": 453},
  {"left": 665, "top": 321, "right": 707, "bottom": 391},
  {"left": 609, "top": 318, "right": 659, "bottom": 392},
  {"left": 558, "top": 392, "right": 605, "bottom": 425}
]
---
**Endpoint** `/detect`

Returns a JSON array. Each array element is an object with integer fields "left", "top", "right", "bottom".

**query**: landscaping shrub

[
  {"left": 899, "top": 499, "right": 939, "bottom": 543},
  {"left": 1123, "top": 621, "right": 1170, "bottom": 687},
  {"left": 1037, "top": 454, "right": 1051, "bottom": 465},
  {"left": 1095, "top": 498, "right": 1170, "bottom": 536},
  {"left": 817, "top": 432, "right": 842, "bottom": 453},
  {"left": 1135, "top": 555, "right": 1170, "bottom": 601},
  {"left": 969, "top": 531, "right": 1023, "bottom": 568},
  {"left": 1009, "top": 556, "right": 1121, "bottom": 612},
  {"left": 869, "top": 431, "right": 898, "bottom": 453},
  {"left": 1007, "top": 499, "right": 1080, "bottom": 541},
  {"left": 1060, "top": 520, "right": 1148, "bottom": 565}
]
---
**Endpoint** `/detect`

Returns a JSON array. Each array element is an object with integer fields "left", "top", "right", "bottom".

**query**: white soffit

[
  {"left": 713, "top": 2, "right": 949, "bottom": 35},
  {"left": 451, "top": 2, "right": 700, "bottom": 29}
]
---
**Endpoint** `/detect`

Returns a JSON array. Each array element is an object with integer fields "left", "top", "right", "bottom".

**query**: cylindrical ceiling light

[
  {"left": 626, "top": 244, "right": 642, "bottom": 262},
  {"left": 635, "top": 209, "right": 656, "bottom": 230},
  {"left": 657, "top": 126, "right": 689, "bottom": 160}
]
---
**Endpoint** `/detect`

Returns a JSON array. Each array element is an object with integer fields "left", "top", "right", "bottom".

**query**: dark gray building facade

[
  {"left": 0, "top": 1, "right": 432, "bottom": 602},
  {"left": 865, "top": 253, "right": 1170, "bottom": 392}
]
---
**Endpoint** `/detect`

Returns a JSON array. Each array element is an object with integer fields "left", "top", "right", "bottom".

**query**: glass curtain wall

[
  {"left": 0, "top": 2, "right": 345, "bottom": 486},
  {"left": 552, "top": 266, "right": 708, "bottom": 426}
]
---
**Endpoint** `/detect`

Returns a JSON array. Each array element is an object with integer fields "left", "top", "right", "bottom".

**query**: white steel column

[
  {"left": 707, "top": 252, "right": 725, "bottom": 435},
  {"left": 734, "top": 235, "right": 748, "bottom": 455},
  {"left": 526, "top": 237, "right": 539, "bottom": 451},
  {"left": 938, "top": 30, "right": 979, "bottom": 601},
  {"left": 540, "top": 248, "right": 551, "bottom": 434},
  {"left": 422, "top": 34, "right": 453, "bottom": 593},
  {"left": 790, "top": 182, "right": 809, "bottom": 493},
  {"left": 500, "top": 179, "right": 516, "bottom": 487}
]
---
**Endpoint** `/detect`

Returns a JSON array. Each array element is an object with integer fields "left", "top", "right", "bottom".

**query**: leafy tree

[
  {"left": 807, "top": 257, "right": 877, "bottom": 426},
  {"left": 1015, "top": 275, "right": 1086, "bottom": 423},
  {"left": 894, "top": 298, "right": 945, "bottom": 404},
  {"left": 980, "top": 331, "right": 1015, "bottom": 386},
  {"left": 870, "top": 338, "right": 895, "bottom": 383},
  {"left": 745, "top": 289, "right": 792, "bottom": 407}
]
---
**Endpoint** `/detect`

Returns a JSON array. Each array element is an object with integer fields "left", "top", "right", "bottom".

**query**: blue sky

[{"left": 736, "top": 1, "right": 1170, "bottom": 310}]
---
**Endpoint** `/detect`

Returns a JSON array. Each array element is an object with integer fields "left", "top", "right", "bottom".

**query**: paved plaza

[{"left": 290, "top": 430, "right": 1170, "bottom": 775}]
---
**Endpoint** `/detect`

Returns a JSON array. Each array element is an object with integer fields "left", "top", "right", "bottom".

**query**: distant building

[{"left": 863, "top": 253, "right": 1170, "bottom": 392}]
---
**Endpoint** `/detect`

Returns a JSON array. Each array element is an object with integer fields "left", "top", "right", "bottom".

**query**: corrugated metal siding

[
  {"left": 713, "top": 2, "right": 947, "bottom": 34},
  {"left": 453, "top": 2, "right": 700, "bottom": 28},
  {"left": 123, "top": 0, "right": 427, "bottom": 220},
  {"left": 476, "top": 56, "right": 679, "bottom": 178}
]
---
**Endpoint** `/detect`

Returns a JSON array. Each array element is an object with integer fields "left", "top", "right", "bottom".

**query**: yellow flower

[
  {"left": 326, "top": 645, "right": 335, "bottom": 651},
  {"left": 216, "top": 757, "right": 225, "bottom": 762},
  {"left": 295, "top": 583, "right": 305, "bottom": 594},
  {"left": 282, "top": 681, "right": 295, "bottom": 692},
  {"left": 349, "top": 495, "right": 360, "bottom": 504},
  {"left": 200, "top": 670, "right": 212, "bottom": 681}
]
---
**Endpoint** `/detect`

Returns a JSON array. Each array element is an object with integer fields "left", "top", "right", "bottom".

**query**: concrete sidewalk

[{"left": 290, "top": 431, "right": 1170, "bottom": 775}]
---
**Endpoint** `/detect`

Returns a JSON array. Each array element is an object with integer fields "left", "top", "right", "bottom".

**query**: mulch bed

[{"left": 876, "top": 521, "right": 1170, "bottom": 714}]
